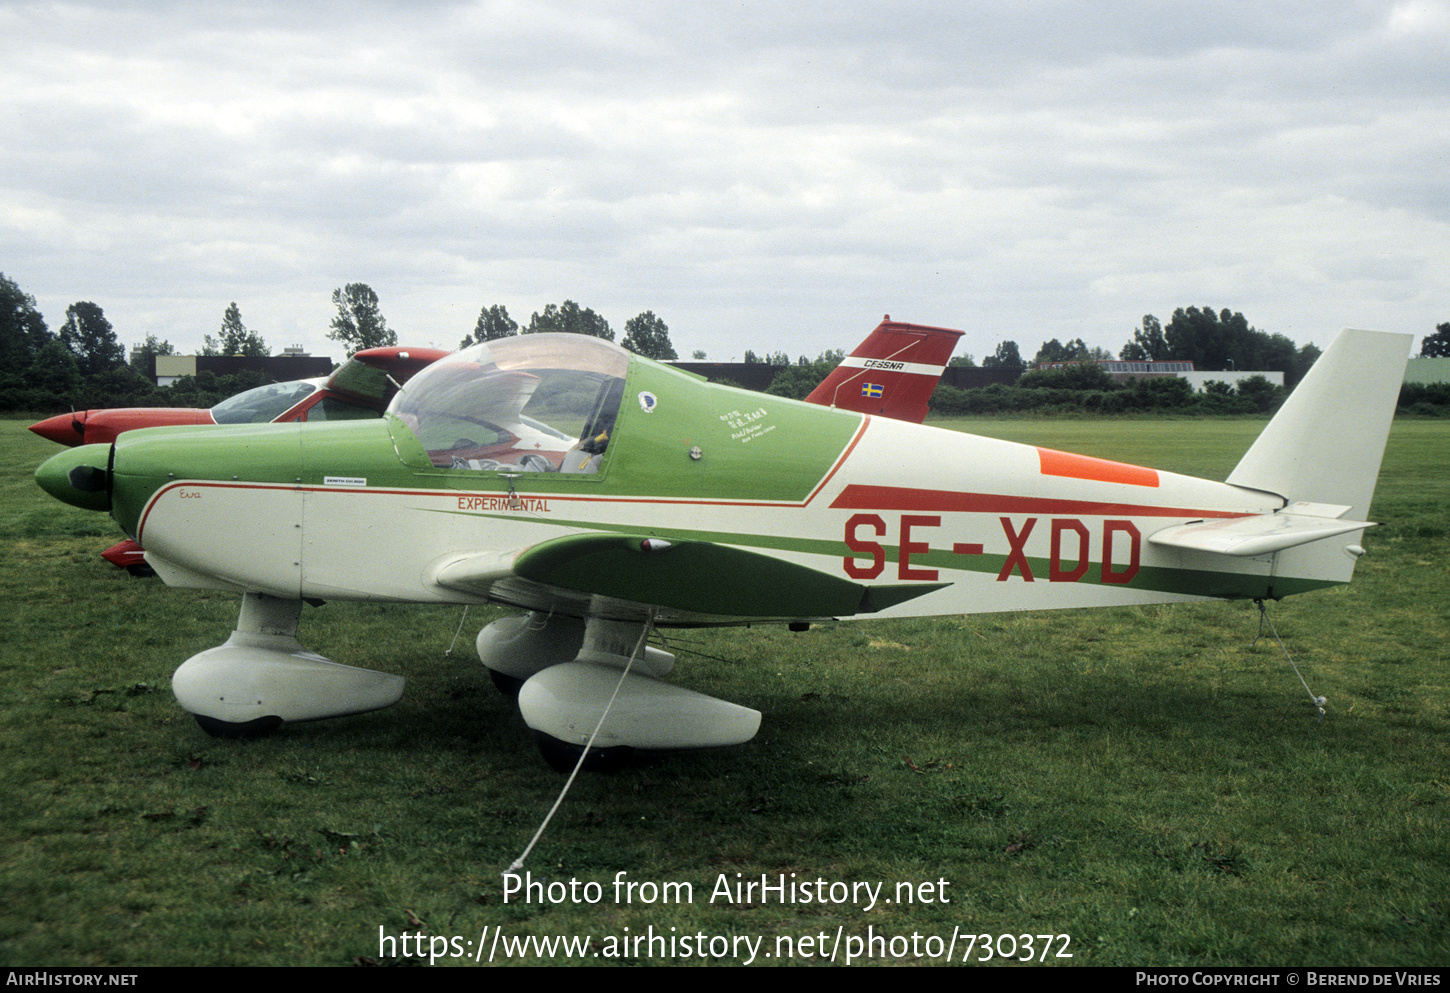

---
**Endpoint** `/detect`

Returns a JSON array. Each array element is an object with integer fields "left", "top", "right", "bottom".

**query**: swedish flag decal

[{"left": 862, "top": 383, "right": 884, "bottom": 398}]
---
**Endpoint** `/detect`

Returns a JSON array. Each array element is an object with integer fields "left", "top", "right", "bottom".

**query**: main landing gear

[{"left": 476, "top": 612, "right": 761, "bottom": 769}]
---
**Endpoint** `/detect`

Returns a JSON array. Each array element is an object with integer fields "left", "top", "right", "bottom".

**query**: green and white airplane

[{"left": 35, "top": 327, "right": 1410, "bottom": 766}]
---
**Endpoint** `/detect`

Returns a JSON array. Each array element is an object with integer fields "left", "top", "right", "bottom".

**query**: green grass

[{"left": 2, "top": 417, "right": 1446, "bottom": 966}]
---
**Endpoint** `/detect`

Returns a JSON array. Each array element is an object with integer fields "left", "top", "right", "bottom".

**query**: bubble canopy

[
  {"left": 388, "top": 334, "right": 630, "bottom": 473},
  {"left": 211, "top": 380, "right": 320, "bottom": 424}
]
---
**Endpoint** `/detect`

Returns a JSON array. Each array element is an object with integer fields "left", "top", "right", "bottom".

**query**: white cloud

[{"left": 0, "top": 0, "right": 1446, "bottom": 363}]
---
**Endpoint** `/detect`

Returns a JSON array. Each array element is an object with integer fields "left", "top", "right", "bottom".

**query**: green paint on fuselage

[
  {"left": 98, "top": 358, "right": 864, "bottom": 536},
  {"left": 391, "top": 358, "right": 865, "bottom": 502}
]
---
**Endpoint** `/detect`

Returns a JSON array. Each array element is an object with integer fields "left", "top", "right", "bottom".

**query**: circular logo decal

[{"left": 638, "top": 391, "right": 658, "bottom": 413}]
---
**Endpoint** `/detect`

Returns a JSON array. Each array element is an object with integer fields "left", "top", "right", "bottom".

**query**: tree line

[
  {"left": 729, "top": 307, "right": 1448, "bottom": 417},
  {"left": 736, "top": 308, "right": 1326, "bottom": 388},
  {"left": 939, "top": 308, "right": 1324, "bottom": 387},
  {"left": 325, "top": 285, "right": 682, "bottom": 361},
  {"left": 0, "top": 275, "right": 684, "bottom": 413},
  {"left": 747, "top": 346, "right": 1300, "bottom": 416},
  {"left": 455, "top": 299, "right": 678, "bottom": 360},
  {"left": 3, "top": 270, "right": 1445, "bottom": 416}
]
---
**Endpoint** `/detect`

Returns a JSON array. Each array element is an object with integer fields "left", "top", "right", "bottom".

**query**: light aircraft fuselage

[{"left": 43, "top": 331, "right": 1399, "bottom": 621}]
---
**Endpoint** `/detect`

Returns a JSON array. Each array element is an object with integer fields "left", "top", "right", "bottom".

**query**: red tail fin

[{"left": 805, "top": 316, "right": 964, "bottom": 423}]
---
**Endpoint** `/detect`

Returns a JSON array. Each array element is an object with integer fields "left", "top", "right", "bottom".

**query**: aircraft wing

[{"left": 431, "top": 532, "right": 944, "bottom": 623}]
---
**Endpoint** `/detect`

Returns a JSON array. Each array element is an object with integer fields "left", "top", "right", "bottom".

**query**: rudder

[
  {"left": 1227, "top": 328, "right": 1411, "bottom": 520},
  {"left": 1225, "top": 328, "right": 1411, "bottom": 593}
]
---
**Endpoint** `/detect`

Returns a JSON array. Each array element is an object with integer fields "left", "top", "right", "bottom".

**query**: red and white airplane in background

[
  {"left": 30, "top": 346, "right": 451, "bottom": 571},
  {"left": 29, "top": 346, "right": 452, "bottom": 448},
  {"left": 805, "top": 316, "right": 964, "bottom": 424}
]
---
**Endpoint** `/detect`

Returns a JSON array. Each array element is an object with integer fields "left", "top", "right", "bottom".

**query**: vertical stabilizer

[
  {"left": 805, "top": 316, "right": 964, "bottom": 423},
  {"left": 1223, "top": 328, "right": 1410, "bottom": 594},
  {"left": 1227, "top": 329, "right": 1410, "bottom": 521}
]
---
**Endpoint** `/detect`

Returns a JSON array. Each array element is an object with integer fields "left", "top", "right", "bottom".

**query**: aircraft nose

[
  {"left": 30, "top": 412, "right": 87, "bottom": 447},
  {"left": 35, "top": 443, "right": 113, "bottom": 513}
]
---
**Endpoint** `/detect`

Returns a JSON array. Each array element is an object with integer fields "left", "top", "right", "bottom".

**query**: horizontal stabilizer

[{"left": 1148, "top": 511, "right": 1374, "bottom": 557}]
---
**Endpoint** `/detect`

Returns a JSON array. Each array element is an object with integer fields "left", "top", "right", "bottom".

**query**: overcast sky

[{"left": 3, "top": 0, "right": 1447, "bottom": 365}]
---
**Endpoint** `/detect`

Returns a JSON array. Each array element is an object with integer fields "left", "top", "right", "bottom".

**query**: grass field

[{"left": 1, "top": 416, "right": 1446, "bottom": 967}]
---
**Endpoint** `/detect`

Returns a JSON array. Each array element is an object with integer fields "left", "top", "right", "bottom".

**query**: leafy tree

[
  {"left": 0, "top": 272, "right": 51, "bottom": 370},
  {"left": 1156, "top": 306, "right": 1322, "bottom": 386},
  {"left": 562, "top": 301, "right": 613, "bottom": 341},
  {"left": 1235, "top": 374, "right": 1286, "bottom": 414},
  {"left": 25, "top": 338, "right": 81, "bottom": 396},
  {"left": 525, "top": 300, "right": 613, "bottom": 341},
  {"left": 743, "top": 350, "right": 762, "bottom": 364},
  {"left": 620, "top": 311, "right": 677, "bottom": 360},
  {"left": 1120, "top": 314, "right": 1169, "bottom": 361},
  {"left": 691, "top": 349, "right": 707, "bottom": 360},
  {"left": 763, "top": 351, "right": 842, "bottom": 400},
  {"left": 1017, "top": 362, "right": 1115, "bottom": 391},
  {"left": 526, "top": 303, "right": 563, "bottom": 334},
  {"left": 948, "top": 353, "right": 975, "bottom": 367},
  {"left": 71, "top": 364, "right": 158, "bottom": 410},
  {"left": 217, "top": 302, "right": 270, "bottom": 356},
  {"left": 129, "top": 334, "right": 176, "bottom": 375},
  {"left": 329, "top": 284, "right": 396, "bottom": 357},
  {"left": 1398, "top": 381, "right": 1450, "bottom": 414},
  {"left": 1423, "top": 323, "right": 1450, "bottom": 358},
  {"left": 1163, "top": 307, "right": 1250, "bottom": 370},
  {"left": 1127, "top": 375, "right": 1194, "bottom": 409},
  {"left": 461, "top": 304, "right": 519, "bottom": 348},
  {"left": 981, "top": 340, "right": 1024, "bottom": 370},
  {"left": 59, "top": 302, "right": 125, "bottom": 376},
  {"left": 1287, "top": 342, "right": 1321, "bottom": 388},
  {"left": 1033, "top": 337, "right": 1092, "bottom": 365}
]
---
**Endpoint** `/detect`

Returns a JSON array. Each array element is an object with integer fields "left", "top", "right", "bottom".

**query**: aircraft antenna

[
  {"left": 1252, "top": 599, "right": 1328, "bottom": 722},
  {"left": 504, "top": 608, "right": 658, "bottom": 875}
]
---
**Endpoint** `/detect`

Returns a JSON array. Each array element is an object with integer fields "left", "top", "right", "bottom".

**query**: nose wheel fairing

[{"left": 172, "top": 593, "right": 404, "bottom": 732}]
